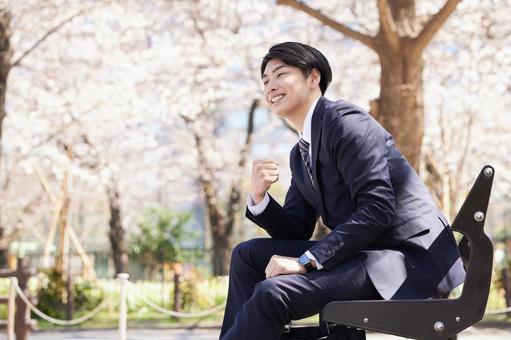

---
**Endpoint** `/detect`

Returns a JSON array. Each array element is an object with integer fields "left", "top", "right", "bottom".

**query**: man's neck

[{"left": 289, "top": 94, "right": 321, "bottom": 133}]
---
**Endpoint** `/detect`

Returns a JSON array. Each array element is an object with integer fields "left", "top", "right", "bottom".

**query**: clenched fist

[{"left": 250, "top": 159, "right": 279, "bottom": 204}]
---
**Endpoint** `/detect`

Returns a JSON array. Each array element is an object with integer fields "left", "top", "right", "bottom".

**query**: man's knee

[
  {"left": 252, "top": 279, "right": 290, "bottom": 318},
  {"left": 230, "top": 238, "right": 266, "bottom": 271}
]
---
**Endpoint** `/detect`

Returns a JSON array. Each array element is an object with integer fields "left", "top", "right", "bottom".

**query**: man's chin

[{"left": 272, "top": 107, "right": 290, "bottom": 118}]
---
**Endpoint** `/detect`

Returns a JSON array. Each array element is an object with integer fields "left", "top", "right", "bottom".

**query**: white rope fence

[
  {"left": 3, "top": 273, "right": 227, "bottom": 340},
  {"left": 116, "top": 274, "right": 225, "bottom": 340},
  {"left": 126, "top": 280, "right": 226, "bottom": 318},
  {"left": 485, "top": 306, "right": 511, "bottom": 315},
  {"left": 12, "top": 277, "right": 111, "bottom": 326}
]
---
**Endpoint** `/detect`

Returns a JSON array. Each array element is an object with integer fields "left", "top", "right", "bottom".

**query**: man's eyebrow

[{"left": 261, "top": 64, "right": 288, "bottom": 79}]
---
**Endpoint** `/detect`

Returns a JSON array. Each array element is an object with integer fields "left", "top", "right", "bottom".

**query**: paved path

[{"left": 17, "top": 326, "right": 511, "bottom": 340}]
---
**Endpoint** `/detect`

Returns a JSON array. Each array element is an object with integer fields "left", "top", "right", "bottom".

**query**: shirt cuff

[
  {"left": 305, "top": 250, "right": 324, "bottom": 270},
  {"left": 247, "top": 193, "right": 270, "bottom": 216}
]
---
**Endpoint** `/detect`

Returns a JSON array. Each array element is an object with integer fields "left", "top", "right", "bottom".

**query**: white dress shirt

[{"left": 247, "top": 97, "right": 324, "bottom": 270}]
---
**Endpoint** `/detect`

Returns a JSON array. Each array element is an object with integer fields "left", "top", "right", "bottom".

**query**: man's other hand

[
  {"left": 265, "top": 255, "right": 306, "bottom": 279},
  {"left": 250, "top": 159, "right": 279, "bottom": 204}
]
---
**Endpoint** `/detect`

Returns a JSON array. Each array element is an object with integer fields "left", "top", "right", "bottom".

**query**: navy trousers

[{"left": 220, "top": 238, "right": 380, "bottom": 340}]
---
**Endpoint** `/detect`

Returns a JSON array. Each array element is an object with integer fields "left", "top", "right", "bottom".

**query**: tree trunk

[
  {"left": 55, "top": 171, "right": 71, "bottom": 274},
  {"left": 0, "top": 226, "right": 6, "bottom": 268},
  {"left": 107, "top": 180, "right": 128, "bottom": 276},
  {"left": 370, "top": 0, "right": 424, "bottom": 169},
  {"left": 0, "top": 6, "right": 12, "bottom": 269},
  {"left": 211, "top": 224, "right": 231, "bottom": 276},
  {"left": 185, "top": 100, "right": 257, "bottom": 276},
  {"left": 0, "top": 6, "right": 11, "bottom": 154},
  {"left": 374, "top": 48, "right": 424, "bottom": 169}
]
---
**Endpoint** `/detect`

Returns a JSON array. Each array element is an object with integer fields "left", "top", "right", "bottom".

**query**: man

[{"left": 219, "top": 42, "right": 465, "bottom": 340}]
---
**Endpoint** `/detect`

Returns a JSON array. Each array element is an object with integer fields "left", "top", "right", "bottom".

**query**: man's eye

[
  {"left": 277, "top": 73, "right": 286, "bottom": 78},
  {"left": 263, "top": 81, "right": 269, "bottom": 86}
]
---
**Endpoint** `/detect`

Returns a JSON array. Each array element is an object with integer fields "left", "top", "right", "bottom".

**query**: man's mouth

[{"left": 271, "top": 94, "right": 285, "bottom": 104}]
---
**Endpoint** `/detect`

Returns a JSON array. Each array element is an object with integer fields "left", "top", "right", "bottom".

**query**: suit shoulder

[
  {"left": 321, "top": 98, "right": 368, "bottom": 124},
  {"left": 320, "top": 98, "right": 391, "bottom": 141}
]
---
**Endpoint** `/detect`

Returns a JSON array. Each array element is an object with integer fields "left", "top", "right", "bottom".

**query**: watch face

[
  {"left": 299, "top": 254, "right": 310, "bottom": 266},
  {"left": 299, "top": 254, "right": 313, "bottom": 271}
]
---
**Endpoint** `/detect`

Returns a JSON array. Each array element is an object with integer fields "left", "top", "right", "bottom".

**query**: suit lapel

[
  {"left": 311, "top": 97, "right": 326, "bottom": 217},
  {"left": 311, "top": 97, "right": 324, "bottom": 185}
]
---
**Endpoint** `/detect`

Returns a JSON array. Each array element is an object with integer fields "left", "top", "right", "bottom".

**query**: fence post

[
  {"left": 15, "top": 257, "right": 32, "bottom": 340},
  {"left": 117, "top": 273, "right": 129, "bottom": 340},
  {"left": 7, "top": 277, "right": 16, "bottom": 340}
]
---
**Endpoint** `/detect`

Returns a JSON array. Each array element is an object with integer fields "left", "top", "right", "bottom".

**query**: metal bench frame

[{"left": 287, "top": 165, "right": 495, "bottom": 340}]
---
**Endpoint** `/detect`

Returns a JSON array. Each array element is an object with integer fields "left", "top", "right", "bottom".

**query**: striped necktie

[{"left": 298, "top": 138, "right": 314, "bottom": 188}]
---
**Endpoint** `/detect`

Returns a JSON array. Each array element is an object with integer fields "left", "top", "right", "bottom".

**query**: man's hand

[
  {"left": 265, "top": 255, "right": 307, "bottom": 279},
  {"left": 250, "top": 159, "right": 279, "bottom": 204}
]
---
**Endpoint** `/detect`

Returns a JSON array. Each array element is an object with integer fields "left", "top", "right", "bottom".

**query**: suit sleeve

[
  {"left": 245, "top": 176, "right": 318, "bottom": 240},
  {"left": 308, "top": 112, "right": 396, "bottom": 270}
]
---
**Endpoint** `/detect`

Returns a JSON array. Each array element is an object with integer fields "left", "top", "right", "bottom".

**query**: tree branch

[
  {"left": 10, "top": 6, "right": 94, "bottom": 68},
  {"left": 226, "top": 99, "right": 258, "bottom": 225},
  {"left": 411, "top": 0, "right": 462, "bottom": 58},
  {"left": 377, "top": 0, "right": 400, "bottom": 52},
  {"left": 276, "top": 0, "right": 378, "bottom": 52},
  {"left": 179, "top": 114, "right": 224, "bottom": 226},
  {"left": 236, "top": 99, "right": 258, "bottom": 173}
]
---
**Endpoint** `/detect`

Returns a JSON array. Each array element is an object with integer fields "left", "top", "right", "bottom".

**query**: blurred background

[{"left": 0, "top": 0, "right": 510, "bottom": 333}]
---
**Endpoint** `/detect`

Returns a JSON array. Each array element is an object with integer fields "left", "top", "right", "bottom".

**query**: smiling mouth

[{"left": 271, "top": 94, "right": 285, "bottom": 104}]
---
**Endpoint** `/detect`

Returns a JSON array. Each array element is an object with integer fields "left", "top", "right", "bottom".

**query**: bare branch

[
  {"left": 226, "top": 99, "right": 258, "bottom": 220},
  {"left": 236, "top": 99, "right": 258, "bottom": 171},
  {"left": 179, "top": 113, "right": 223, "bottom": 223},
  {"left": 453, "top": 110, "right": 475, "bottom": 205},
  {"left": 276, "top": 0, "right": 378, "bottom": 52},
  {"left": 34, "top": 163, "right": 57, "bottom": 204},
  {"left": 411, "top": 0, "right": 462, "bottom": 58},
  {"left": 14, "top": 100, "right": 104, "bottom": 164},
  {"left": 224, "top": 99, "right": 259, "bottom": 236},
  {"left": 377, "top": 0, "right": 400, "bottom": 52},
  {"left": 10, "top": 5, "right": 95, "bottom": 68}
]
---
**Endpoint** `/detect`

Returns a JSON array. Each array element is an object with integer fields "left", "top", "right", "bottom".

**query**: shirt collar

[{"left": 299, "top": 96, "right": 320, "bottom": 144}]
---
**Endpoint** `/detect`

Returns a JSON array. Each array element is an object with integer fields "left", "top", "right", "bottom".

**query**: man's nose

[{"left": 266, "top": 81, "right": 277, "bottom": 96}]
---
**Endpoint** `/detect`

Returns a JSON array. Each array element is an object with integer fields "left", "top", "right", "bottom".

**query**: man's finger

[
  {"left": 262, "top": 170, "right": 280, "bottom": 176},
  {"left": 265, "top": 261, "right": 274, "bottom": 278},
  {"left": 256, "top": 164, "right": 279, "bottom": 172},
  {"left": 259, "top": 170, "right": 279, "bottom": 179},
  {"left": 254, "top": 160, "right": 279, "bottom": 167},
  {"left": 268, "top": 264, "right": 281, "bottom": 279},
  {"left": 258, "top": 158, "right": 279, "bottom": 164},
  {"left": 267, "top": 176, "right": 279, "bottom": 183}
]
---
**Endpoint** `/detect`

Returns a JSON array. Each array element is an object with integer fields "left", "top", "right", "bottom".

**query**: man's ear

[{"left": 310, "top": 68, "right": 321, "bottom": 88}]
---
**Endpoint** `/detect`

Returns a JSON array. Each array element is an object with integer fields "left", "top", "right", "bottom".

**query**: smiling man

[{"left": 219, "top": 42, "right": 465, "bottom": 340}]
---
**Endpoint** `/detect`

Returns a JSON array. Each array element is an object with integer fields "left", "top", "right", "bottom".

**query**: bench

[{"left": 284, "top": 165, "right": 495, "bottom": 340}]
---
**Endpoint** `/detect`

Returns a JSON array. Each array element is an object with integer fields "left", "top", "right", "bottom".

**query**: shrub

[{"left": 35, "top": 269, "right": 104, "bottom": 320}]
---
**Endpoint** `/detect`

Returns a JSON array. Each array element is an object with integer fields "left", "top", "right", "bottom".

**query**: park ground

[{"left": 22, "top": 323, "right": 511, "bottom": 340}]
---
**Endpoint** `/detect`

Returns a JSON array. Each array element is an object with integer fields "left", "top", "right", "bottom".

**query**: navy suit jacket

[{"left": 246, "top": 96, "right": 465, "bottom": 300}]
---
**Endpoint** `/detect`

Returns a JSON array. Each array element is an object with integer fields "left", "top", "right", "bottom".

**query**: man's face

[{"left": 261, "top": 59, "right": 315, "bottom": 119}]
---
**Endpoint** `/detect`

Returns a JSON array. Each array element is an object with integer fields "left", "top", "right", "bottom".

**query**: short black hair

[{"left": 261, "top": 42, "right": 332, "bottom": 95}]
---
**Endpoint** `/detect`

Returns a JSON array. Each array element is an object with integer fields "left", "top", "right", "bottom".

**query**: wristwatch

[{"left": 298, "top": 253, "right": 316, "bottom": 272}]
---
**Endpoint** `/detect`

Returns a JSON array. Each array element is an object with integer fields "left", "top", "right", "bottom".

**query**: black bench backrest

[
  {"left": 321, "top": 166, "right": 495, "bottom": 339},
  {"left": 451, "top": 165, "right": 494, "bottom": 307}
]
